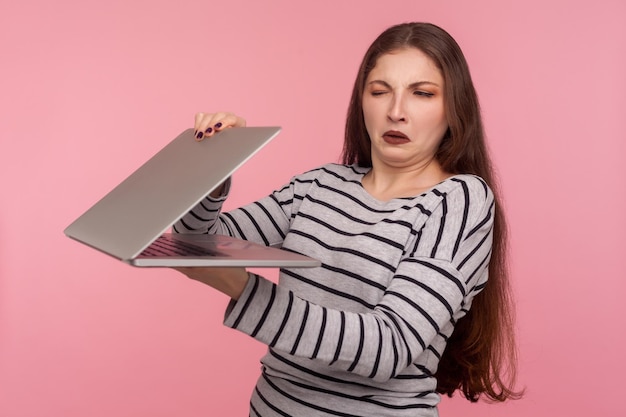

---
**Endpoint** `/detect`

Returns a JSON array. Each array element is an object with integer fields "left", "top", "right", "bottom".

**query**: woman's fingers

[
  {"left": 172, "top": 266, "right": 250, "bottom": 299},
  {"left": 193, "top": 112, "right": 247, "bottom": 141}
]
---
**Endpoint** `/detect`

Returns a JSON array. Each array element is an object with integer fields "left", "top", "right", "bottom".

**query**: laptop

[{"left": 64, "top": 127, "right": 321, "bottom": 268}]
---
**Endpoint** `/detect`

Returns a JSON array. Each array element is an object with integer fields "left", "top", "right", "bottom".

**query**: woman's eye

[
  {"left": 414, "top": 90, "right": 434, "bottom": 97},
  {"left": 371, "top": 90, "right": 387, "bottom": 96}
]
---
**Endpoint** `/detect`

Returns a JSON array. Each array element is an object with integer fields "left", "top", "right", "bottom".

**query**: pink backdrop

[{"left": 2, "top": 0, "right": 625, "bottom": 416}]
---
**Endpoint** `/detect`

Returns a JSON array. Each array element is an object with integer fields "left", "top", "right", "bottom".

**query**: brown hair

[{"left": 342, "top": 22, "right": 523, "bottom": 402}]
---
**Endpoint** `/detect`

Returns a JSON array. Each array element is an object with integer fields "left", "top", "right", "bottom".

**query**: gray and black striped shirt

[{"left": 174, "top": 163, "right": 494, "bottom": 417}]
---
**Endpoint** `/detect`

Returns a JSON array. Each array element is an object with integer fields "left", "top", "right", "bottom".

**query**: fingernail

[
  {"left": 196, "top": 131, "right": 204, "bottom": 140},
  {"left": 205, "top": 127, "right": 213, "bottom": 134},
  {"left": 214, "top": 122, "right": 222, "bottom": 129}
]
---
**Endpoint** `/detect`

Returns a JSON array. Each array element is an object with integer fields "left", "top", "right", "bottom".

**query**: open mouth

[{"left": 382, "top": 130, "right": 410, "bottom": 144}]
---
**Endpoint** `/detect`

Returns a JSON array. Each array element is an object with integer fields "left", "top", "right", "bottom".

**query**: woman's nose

[{"left": 387, "top": 95, "right": 407, "bottom": 122}]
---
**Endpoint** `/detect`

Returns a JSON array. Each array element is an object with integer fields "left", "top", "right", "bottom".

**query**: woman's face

[{"left": 362, "top": 47, "right": 448, "bottom": 171}]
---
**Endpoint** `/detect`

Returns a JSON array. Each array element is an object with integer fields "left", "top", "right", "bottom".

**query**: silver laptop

[{"left": 64, "top": 127, "right": 321, "bottom": 268}]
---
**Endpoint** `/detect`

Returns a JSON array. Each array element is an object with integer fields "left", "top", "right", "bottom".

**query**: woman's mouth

[{"left": 382, "top": 130, "right": 410, "bottom": 145}]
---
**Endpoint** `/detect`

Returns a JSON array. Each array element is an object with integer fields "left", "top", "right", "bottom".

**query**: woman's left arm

[{"left": 219, "top": 176, "right": 496, "bottom": 381}]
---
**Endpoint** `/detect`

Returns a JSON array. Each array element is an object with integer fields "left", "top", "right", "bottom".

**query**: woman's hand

[
  {"left": 193, "top": 111, "right": 247, "bottom": 197},
  {"left": 174, "top": 267, "right": 250, "bottom": 300},
  {"left": 193, "top": 111, "right": 247, "bottom": 141}
]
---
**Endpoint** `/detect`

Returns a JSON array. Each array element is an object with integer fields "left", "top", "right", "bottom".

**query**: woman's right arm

[
  {"left": 172, "top": 112, "right": 246, "bottom": 234},
  {"left": 195, "top": 111, "right": 247, "bottom": 198}
]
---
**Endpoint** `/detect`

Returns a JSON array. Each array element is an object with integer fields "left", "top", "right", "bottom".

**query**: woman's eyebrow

[{"left": 408, "top": 81, "right": 440, "bottom": 88}]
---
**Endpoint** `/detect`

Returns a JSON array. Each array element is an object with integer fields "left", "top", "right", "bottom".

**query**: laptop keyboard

[{"left": 140, "top": 235, "right": 218, "bottom": 257}]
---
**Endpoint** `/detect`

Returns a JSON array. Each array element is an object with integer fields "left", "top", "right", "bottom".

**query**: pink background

[{"left": 1, "top": 0, "right": 625, "bottom": 416}]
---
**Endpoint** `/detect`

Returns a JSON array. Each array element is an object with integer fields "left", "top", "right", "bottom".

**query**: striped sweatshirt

[{"left": 173, "top": 163, "right": 494, "bottom": 417}]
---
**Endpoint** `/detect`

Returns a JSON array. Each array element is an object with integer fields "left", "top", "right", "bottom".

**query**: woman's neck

[{"left": 362, "top": 159, "right": 451, "bottom": 201}]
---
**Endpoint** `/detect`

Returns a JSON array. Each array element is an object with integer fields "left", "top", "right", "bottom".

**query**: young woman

[{"left": 174, "top": 22, "right": 521, "bottom": 416}]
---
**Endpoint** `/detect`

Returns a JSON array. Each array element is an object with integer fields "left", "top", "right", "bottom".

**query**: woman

[{"left": 174, "top": 22, "right": 521, "bottom": 416}]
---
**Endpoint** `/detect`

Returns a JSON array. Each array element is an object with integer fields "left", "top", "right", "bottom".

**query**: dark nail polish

[
  {"left": 205, "top": 127, "right": 213, "bottom": 134},
  {"left": 214, "top": 122, "right": 222, "bottom": 129},
  {"left": 196, "top": 131, "right": 203, "bottom": 139}
]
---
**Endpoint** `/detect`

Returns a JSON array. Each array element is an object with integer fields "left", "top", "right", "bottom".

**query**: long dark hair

[{"left": 342, "top": 22, "right": 522, "bottom": 402}]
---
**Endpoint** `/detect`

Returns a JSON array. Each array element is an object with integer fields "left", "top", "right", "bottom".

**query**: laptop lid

[{"left": 64, "top": 127, "right": 286, "bottom": 263}]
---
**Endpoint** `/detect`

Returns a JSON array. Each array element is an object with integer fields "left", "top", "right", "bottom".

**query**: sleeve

[
  {"left": 172, "top": 170, "right": 314, "bottom": 247},
  {"left": 171, "top": 177, "right": 232, "bottom": 234},
  {"left": 223, "top": 176, "right": 495, "bottom": 382}
]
